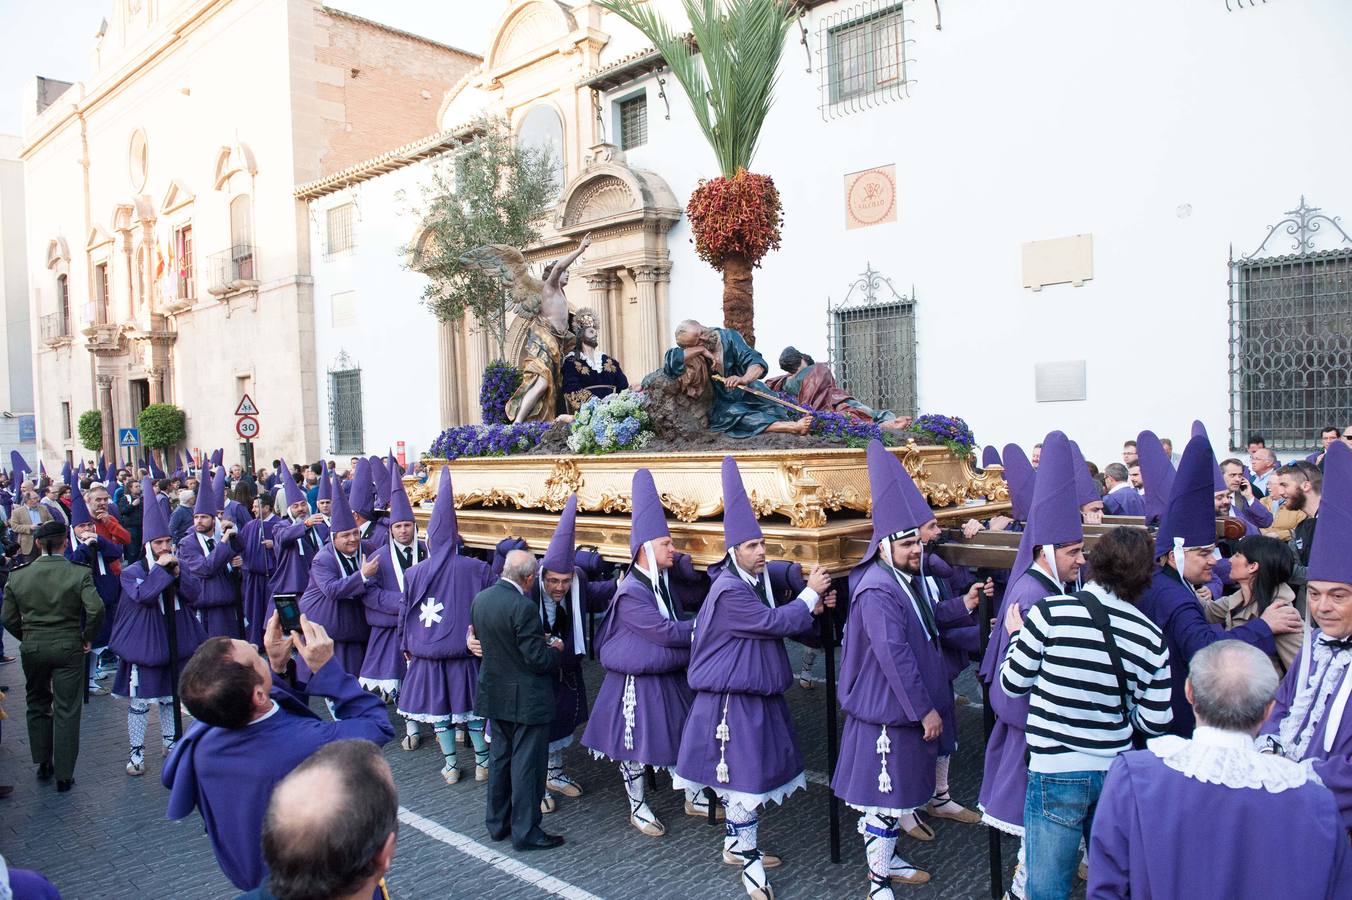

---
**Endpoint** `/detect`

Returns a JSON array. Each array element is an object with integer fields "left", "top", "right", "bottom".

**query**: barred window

[
  {"left": 61, "top": 402, "right": 72, "bottom": 441},
  {"left": 828, "top": 267, "right": 917, "bottom": 417},
  {"left": 328, "top": 355, "right": 364, "bottom": 455},
  {"left": 619, "top": 94, "right": 648, "bottom": 150},
  {"left": 816, "top": 1, "right": 913, "bottom": 117},
  {"left": 326, "top": 203, "right": 355, "bottom": 257},
  {"left": 175, "top": 223, "right": 194, "bottom": 300}
]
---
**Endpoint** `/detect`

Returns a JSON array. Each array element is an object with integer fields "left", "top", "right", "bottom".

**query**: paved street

[{"left": 0, "top": 643, "right": 1056, "bottom": 900}]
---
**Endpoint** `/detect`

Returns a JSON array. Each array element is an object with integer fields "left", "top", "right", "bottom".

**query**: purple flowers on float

[
  {"left": 903, "top": 414, "right": 977, "bottom": 457},
  {"left": 429, "top": 422, "right": 549, "bottom": 460},
  {"left": 810, "top": 410, "right": 886, "bottom": 445},
  {"left": 478, "top": 360, "right": 523, "bottom": 426}
]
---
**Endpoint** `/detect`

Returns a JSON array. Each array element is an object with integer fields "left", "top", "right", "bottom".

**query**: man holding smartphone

[{"left": 163, "top": 612, "right": 394, "bottom": 892}]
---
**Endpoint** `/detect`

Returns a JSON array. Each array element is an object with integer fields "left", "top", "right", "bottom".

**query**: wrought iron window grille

[
  {"left": 325, "top": 202, "right": 356, "bottom": 258},
  {"left": 827, "top": 264, "right": 918, "bottom": 417},
  {"left": 328, "top": 350, "right": 364, "bottom": 456},
  {"left": 619, "top": 94, "right": 649, "bottom": 150},
  {"left": 817, "top": 0, "right": 915, "bottom": 121}
]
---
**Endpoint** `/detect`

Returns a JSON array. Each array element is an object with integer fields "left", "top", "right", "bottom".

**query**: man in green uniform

[{"left": 2, "top": 520, "right": 104, "bottom": 791}]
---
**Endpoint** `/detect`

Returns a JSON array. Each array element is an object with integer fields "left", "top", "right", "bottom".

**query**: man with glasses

[{"left": 1308, "top": 426, "right": 1340, "bottom": 466}]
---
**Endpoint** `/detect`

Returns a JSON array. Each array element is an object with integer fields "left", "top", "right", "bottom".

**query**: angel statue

[{"left": 460, "top": 234, "right": 591, "bottom": 423}]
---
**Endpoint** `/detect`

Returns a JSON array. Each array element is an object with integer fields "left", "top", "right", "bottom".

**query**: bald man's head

[
  {"left": 502, "top": 548, "right": 537, "bottom": 586},
  {"left": 262, "top": 741, "right": 397, "bottom": 900}
]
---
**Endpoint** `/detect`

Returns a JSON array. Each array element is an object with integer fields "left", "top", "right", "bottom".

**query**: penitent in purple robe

[
  {"left": 67, "top": 536, "right": 124, "bottom": 647},
  {"left": 359, "top": 519, "right": 389, "bottom": 557},
  {"left": 977, "top": 566, "right": 1062, "bottom": 832},
  {"left": 109, "top": 559, "right": 206, "bottom": 699},
  {"left": 266, "top": 517, "right": 323, "bottom": 610},
  {"left": 359, "top": 538, "right": 427, "bottom": 691},
  {"left": 395, "top": 549, "right": 494, "bottom": 722},
  {"left": 1102, "top": 485, "right": 1146, "bottom": 517},
  {"left": 581, "top": 570, "right": 694, "bottom": 768},
  {"left": 177, "top": 531, "right": 244, "bottom": 639},
  {"left": 674, "top": 568, "right": 814, "bottom": 803},
  {"left": 1088, "top": 739, "right": 1352, "bottom": 899},
  {"left": 533, "top": 568, "right": 615, "bottom": 744},
  {"left": 1135, "top": 566, "right": 1275, "bottom": 737},
  {"left": 239, "top": 514, "right": 280, "bottom": 645},
  {"left": 162, "top": 659, "right": 394, "bottom": 891},
  {"left": 298, "top": 548, "right": 372, "bottom": 679},
  {"left": 832, "top": 562, "right": 963, "bottom": 813}
]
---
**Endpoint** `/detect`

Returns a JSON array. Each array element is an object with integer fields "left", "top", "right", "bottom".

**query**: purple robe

[
  {"left": 67, "top": 536, "right": 124, "bottom": 646},
  {"left": 533, "top": 569, "right": 615, "bottom": 743},
  {"left": 239, "top": 514, "right": 280, "bottom": 645},
  {"left": 1234, "top": 493, "right": 1274, "bottom": 531},
  {"left": 1102, "top": 485, "right": 1146, "bottom": 517},
  {"left": 223, "top": 497, "right": 252, "bottom": 527},
  {"left": 676, "top": 569, "right": 813, "bottom": 798},
  {"left": 298, "top": 548, "right": 372, "bottom": 678},
  {"left": 1136, "top": 566, "right": 1275, "bottom": 736},
  {"left": 396, "top": 550, "right": 494, "bottom": 720},
  {"left": 265, "top": 518, "right": 323, "bottom": 616},
  {"left": 1088, "top": 745, "right": 1352, "bottom": 898},
  {"left": 359, "top": 519, "right": 388, "bottom": 556},
  {"left": 162, "top": 659, "right": 394, "bottom": 891},
  {"left": 832, "top": 562, "right": 961, "bottom": 812},
  {"left": 1261, "top": 634, "right": 1352, "bottom": 829},
  {"left": 358, "top": 538, "right": 427, "bottom": 687},
  {"left": 177, "top": 531, "right": 244, "bottom": 639},
  {"left": 581, "top": 570, "right": 694, "bottom": 767},
  {"left": 977, "top": 566, "right": 1062, "bottom": 831},
  {"left": 109, "top": 560, "right": 207, "bottom": 699}
]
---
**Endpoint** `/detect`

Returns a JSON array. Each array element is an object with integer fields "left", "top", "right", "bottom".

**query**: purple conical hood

[
  {"left": 1190, "top": 420, "right": 1227, "bottom": 492},
  {"left": 982, "top": 445, "right": 1001, "bottom": 468},
  {"left": 369, "top": 455, "right": 391, "bottom": 508},
  {"left": 1155, "top": 434, "right": 1218, "bottom": 557},
  {"left": 1309, "top": 441, "right": 1352, "bottom": 585},
  {"left": 862, "top": 441, "right": 936, "bottom": 564},
  {"left": 542, "top": 493, "right": 578, "bottom": 573},
  {"left": 97, "top": 455, "right": 107, "bottom": 481},
  {"left": 721, "top": 456, "right": 763, "bottom": 551},
  {"left": 193, "top": 475, "right": 216, "bottom": 516},
  {"left": 427, "top": 466, "right": 458, "bottom": 551},
  {"left": 1001, "top": 444, "right": 1036, "bottom": 522},
  {"left": 317, "top": 468, "right": 332, "bottom": 502},
  {"left": 1009, "top": 432, "right": 1084, "bottom": 581},
  {"left": 1068, "top": 440, "right": 1101, "bottom": 509},
  {"left": 148, "top": 455, "right": 166, "bottom": 480},
  {"left": 327, "top": 470, "right": 357, "bottom": 533},
  {"left": 9, "top": 450, "right": 28, "bottom": 480},
  {"left": 210, "top": 448, "right": 223, "bottom": 467},
  {"left": 140, "top": 476, "right": 170, "bottom": 542},
  {"left": 629, "top": 468, "right": 670, "bottom": 557},
  {"left": 61, "top": 461, "right": 72, "bottom": 485},
  {"left": 277, "top": 458, "right": 306, "bottom": 508},
  {"left": 213, "top": 468, "right": 228, "bottom": 512},
  {"left": 1137, "top": 430, "right": 1175, "bottom": 525},
  {"left": 348, "top": 458, "right": 375, "bottom": 517},
  {"left": 68, "top": 483, "right": 93, "bottom": 528},
  {"left": 387, "top": 464, "right": 413, "bottom": 524}
]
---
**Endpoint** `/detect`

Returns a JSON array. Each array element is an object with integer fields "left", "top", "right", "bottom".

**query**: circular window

[
  {"left": 128, "top": 129, "right": 148, "bottom": 192},
  {"left": 517, "top": 106, "right": 565, "bottom": 198}
]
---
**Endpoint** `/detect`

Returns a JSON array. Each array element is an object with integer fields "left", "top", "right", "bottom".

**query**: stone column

[
  {"left": 437, "top": 318, "right": 462, "bottom": 427},
  {"left": 146, "top": 366, "right": 165, "bottom": 404},
  {"left": 631, "top": 264, "right": 667, "bottom": 377},
  {"left": 96, "top": 374, "right": 116, "bottom": 464},
  {"left": 583, "top": 271, "right": 614, "bottom": 344}
]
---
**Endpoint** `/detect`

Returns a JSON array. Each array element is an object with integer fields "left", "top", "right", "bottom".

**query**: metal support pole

[
  {"left": 822, "top": 584, "right": 842, "bottom": 865},
  {"left": 979, "top": 589, "right": 1002, "bottom": 899}
]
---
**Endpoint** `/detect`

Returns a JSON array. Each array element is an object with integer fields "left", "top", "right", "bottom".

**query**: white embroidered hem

[
  {"left": 671, "top": 772, "right": 807, "bottom": 810},
  {"left": 846, "top": 801, "right": 921, "bottom": 817},
  {"left": 396, "top": 710, "right": 483, "bottom": 724},
  {"left": 359, "top": 677, "right": 400, "bottom": 694},
  {"left": 586, "top": 748, "right": 672, "bottom": 773},
  {"left": 979, "top": 806, "right": 1024, "bottom": 837}
]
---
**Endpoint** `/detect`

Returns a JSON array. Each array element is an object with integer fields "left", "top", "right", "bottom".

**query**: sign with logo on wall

[
  {"left": 17, "top": 415, "right": 35, "bottom": 442},
  {"left": 844, "top": 165, "right": 899, "bottom": 230}
]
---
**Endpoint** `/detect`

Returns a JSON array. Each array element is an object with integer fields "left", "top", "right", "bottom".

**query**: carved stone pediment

[{"left": 553, "top": 145, "right": 680, "bottom": 236}]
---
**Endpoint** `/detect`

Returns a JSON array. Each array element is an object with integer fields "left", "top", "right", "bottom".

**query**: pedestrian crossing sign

[{"left": 118, "top": 428, "right": 140, "bottom": 448}]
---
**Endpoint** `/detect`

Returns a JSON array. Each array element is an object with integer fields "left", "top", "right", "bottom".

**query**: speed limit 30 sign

[{"left": 236, "top": 415, "right": 260, "bottom": 440}]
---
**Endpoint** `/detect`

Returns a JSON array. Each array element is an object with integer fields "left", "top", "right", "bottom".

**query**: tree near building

[
  {"left": 138, "top": 403, "right": 186, "bottom": 469},
  {"left": 77, "top": 410, "right": 103, "bottom": 452},
  {"left": 406, "top": 115, "right": 558, "bottom": 360},
  {"left": 598, "top": 0, "right": 795, "bottom": 347}
]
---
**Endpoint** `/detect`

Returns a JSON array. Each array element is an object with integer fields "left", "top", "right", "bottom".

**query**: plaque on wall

[{"left": 844, "top": 165, "right": 898, "bottom": 230}]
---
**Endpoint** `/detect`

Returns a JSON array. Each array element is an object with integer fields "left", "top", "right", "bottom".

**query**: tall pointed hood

[
  {"left": 277, "top": 458, "right": 306, "bottom": 508},
  {"left": 327, "top": 471, "right": 357, "bottom": 533},
  {"left": 542, "top": 493, "right": 578, "bottom": 573},
  {"left": 68, "top": 483, "right": 94, "bottom": 528},
  {"left": 629, "top": 469, "right": 670, "bottom": 558},
  {"left": 1137, "top": 430, "right": 1176, "bottom": 525},
  {"left": 193, "top": 475, "right": 216, "bottom": 516},
  {"left": 1067, "top": 440, "right": 1101, "bottom": 509},
  {"left": 97, "top": 455, "right": 107, "bottom": 481},
  {"left": 1009, "top": 431, "right": 1084, "bottom": 581},
  {"left": 61, "top": 460, "right": 72, "bottom": 485},
  {"left": 369, "top": 455, "right": 391, "bottom": 508},
  {"left": 140, "top": 476, "right": 171, "bottom": 543},
  {"left": 1190, "top": 420, "right": 1227, "bottom": 492},
  {"left": 721, "top": 456, "right": 763, "bottom": 551},
  {"left": 148, "top": 455, "right": 166, "bottom": 480},
  {"left": 427, "top": 466, "right": 458, "bottom": 552},
  {"left": 982, "top": 445, "right": 1001, "bottom": 468},
  {"left": 317, "top": 468, "right": 333, "bottom": 502},
  {"left": 210, "top": 448, "right": 223, "bottom": 467},
  {"left": 1155, "top": 434, "right": 1218, "bottom": 560},
  {"left": 387, "top": 464, "right": 414, "bottom": 524},
  {"left": 9, "top": 451, "right": 28, "bottom": 481},
  {"left": 1308, "top": 440, "right": 1352, "bottom": 585},
  {"left": 213, "top": 468, "right": 228, "bottom": 513},
  {"left": 1001, "top": 444, "right": 1036, "bottom": 522},
  {"left": 862, "top": 440, "right": 937, "bottom": 565},
  {"left": 349, "top": 458, "right": 375, "bottom": 517}
]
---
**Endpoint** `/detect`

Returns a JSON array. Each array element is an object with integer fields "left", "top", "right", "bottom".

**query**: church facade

[{"left": 303, "top": 0, "right": 1352, "bottom": 464}]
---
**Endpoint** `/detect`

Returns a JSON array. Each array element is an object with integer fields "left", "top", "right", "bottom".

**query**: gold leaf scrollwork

[
  {"left": 596, "top": 489, "right": 631, "bottom": 514},
  {"left": 543, "top": 458, "right": 584, "bottom": 511},
  {"left": 660, "top": 492, "right": 702, "bottom": 523},
  {"left": 746, "top": 489, "right": 777, "bottom": 518}
]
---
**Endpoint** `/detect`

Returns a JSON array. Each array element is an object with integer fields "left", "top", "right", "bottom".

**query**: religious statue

[
  {"left": 766, "top": 346, "right": 913, "bottom": 430},
  {"left": 561, "top": 307, "right": 629, "bottom": 412},
  {"left": 661, "top": 319, "right": 812, "bottom": 437},
  {"left": 461, "top": 234, "right": 592, "bottom": 423}
]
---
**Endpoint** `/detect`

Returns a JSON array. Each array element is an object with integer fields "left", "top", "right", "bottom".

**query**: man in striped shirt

[{"left": 1001, "top": 526, "right": 1172, "bottom": 900}]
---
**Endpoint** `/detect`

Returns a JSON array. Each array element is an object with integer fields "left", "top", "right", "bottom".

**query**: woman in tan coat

[{"left": 1204, "top": 534, "right": 1303, "bottom": 674}]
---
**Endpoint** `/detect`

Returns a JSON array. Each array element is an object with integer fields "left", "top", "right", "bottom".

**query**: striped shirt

[{"left": 1001, "top": 582, "right": 1173, "bottom": 773}]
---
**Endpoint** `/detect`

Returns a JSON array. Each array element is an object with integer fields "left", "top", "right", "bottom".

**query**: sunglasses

[{"left": 1343, "top": 433, "right": 1352, "bottom": 440}]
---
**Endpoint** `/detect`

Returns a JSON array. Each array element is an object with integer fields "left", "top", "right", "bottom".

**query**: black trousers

[{"left": 484, "top": 719, "right": 549, "bottom": 845}]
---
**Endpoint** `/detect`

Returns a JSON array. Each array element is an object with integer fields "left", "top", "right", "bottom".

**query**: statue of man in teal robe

[{"left": 661, "top": 320, "right": 811, "bottom": 439}]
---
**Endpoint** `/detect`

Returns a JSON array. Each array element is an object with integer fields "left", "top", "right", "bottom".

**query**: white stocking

[
  {"left": 547, "top": 749, "right": 564, "bottom": 784},
  {"left": 934, "top": 755, "right": 951, "bottom": 795},
  {"left": 1010, "top": 839, "right": 1027, "bottom": 899},
  {"left": 619, "top": 761, "right": 660, "bottom": 829},
  {"left": 127, "top": 701, "right": 149, "bottom": 763},
  {"left": 725, "top": 800, "right": 769, "bottom": 897},
  {"left": 158, "top": 699, "right": 177, "bottom": 749},
  {"left": 862, "top": 813, "right": 899, "bottom": 900}
]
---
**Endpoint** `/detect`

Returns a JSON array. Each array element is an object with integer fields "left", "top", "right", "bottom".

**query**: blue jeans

[{"left": 1023, "top": 769, "right": 1107, "bottom": 900}]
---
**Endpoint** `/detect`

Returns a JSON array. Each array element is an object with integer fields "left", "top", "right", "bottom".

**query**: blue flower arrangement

[
  {"left": 567, "top": 391, "right": 654, "bottom": 454},
  {"left": 809, "top": 410, "right": 887, "bottom": 446},
  {"left": 904, "top": 414, "right": 977, "bottom": 458},
  {"left": 429, "top": 421, "right": 550, "bottom": 460},
  {"left": 479, "top": 360, "right": 523, "bottom": 426}
]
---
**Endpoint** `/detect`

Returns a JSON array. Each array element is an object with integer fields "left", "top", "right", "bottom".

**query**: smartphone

[{"left": 274, "top": 593, "right": 302, "bottom": 634}]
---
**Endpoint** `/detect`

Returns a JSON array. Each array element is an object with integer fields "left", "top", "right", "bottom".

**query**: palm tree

[{"left": 598, "top": 0, "right": 795, "bottom": 347}]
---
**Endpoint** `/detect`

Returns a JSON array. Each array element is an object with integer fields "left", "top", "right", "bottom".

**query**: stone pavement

[{"left": 0, "top": 643, "right": 1071, "bottom": 900}]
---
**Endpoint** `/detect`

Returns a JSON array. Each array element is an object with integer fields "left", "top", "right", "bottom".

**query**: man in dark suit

[{"left": 470, "top": 549, "right": 564, "bottom": 851}]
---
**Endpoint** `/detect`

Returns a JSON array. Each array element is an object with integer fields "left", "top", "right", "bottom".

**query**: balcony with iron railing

[
  {"left": 40, "top": 312, "right": 73, "bottom": 347},
  {"left": 206, "top": 243, "right": 258, "bottom": 298}
]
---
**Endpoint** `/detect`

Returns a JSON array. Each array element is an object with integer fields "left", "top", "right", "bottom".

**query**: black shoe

[
  {"left": 513, "top": 832, "right": 564, "bottom": 851},
  {"left": 56, "top": 779, "right": 74, "bottom": 792},
  {"left": 36, "top": 762, "right": 53, "bottom": 781},
  {"left": 0, "top": 785, "right": 13, "bottom": 798},
  {"left": 488, "top": 829, "right": 509, "bottom": 842}
]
